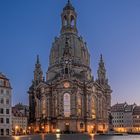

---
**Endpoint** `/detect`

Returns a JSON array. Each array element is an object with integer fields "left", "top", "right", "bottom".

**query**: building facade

[
  {"left": 28, "top": 1, "right": 112, "bottom": 133},
  {"left": 0, "top": 73, "right": 12, "bottom": 136},
  {"left": 111, "top": 103, "right": 127, "bottom": 132},
  {"left": 111, "top": 102, "right": 139, "bottom": 133},
  {"left": 13, "top": 103, "right": 29, "bottom": 119},
  {"left": 12, "top": 108, "right": 28, "bottom": 135},
  {"left": 132, "top": 106, "right": 140, "bottom": 133}
]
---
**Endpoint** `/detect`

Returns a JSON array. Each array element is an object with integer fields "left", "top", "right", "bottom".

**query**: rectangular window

[
  {"left": 6, "top": 90, "right": 9, "bottom": 95},
  {"left": 0, "top": 118, "right": 4, "bottom": 123},
  {"left": 0, "top": 98, "right": 4, "bottom": 104},
  {"left": 1, "top": 89, "right": 4, "bottom": 94},
  {"left": 0, "top": 108, "right": 4, "bottom": 114},
  {"left": 6, "top": 129, "right": 9, "bottom": 135},
  {"left": 6, "top": 118, "right": 9, "bottom": 124},
  {"left": 6, "top": 109, "right": 9, "bottom": 114},
  {"left": 4, "top": 81, "right": 6, "bottom": 86},
  {"left": 80, "top": 123, "right": 84, "bottom": 129},
  {"left": 6, "top": 99, "right": 9, "bottom": 105},
  {"left": 0, "top": 80, "right": 2, "bottom": 86},
  {"left": 0, "top": 129, "right": 4, "bottom": 135}
]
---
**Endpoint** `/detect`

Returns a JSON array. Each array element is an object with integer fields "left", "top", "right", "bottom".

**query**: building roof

[
  {"left": 0, "top": 72, "right": 8, "bottom": 80},
  {"left": 111, "top": 102, "right": 127, "bottom": 112},
  {"left": 12, "top": 108, "right": 27, "bottom": 117},
  {"left": 125, "top": 104, "right": 136, "bottom": 112},
  {"left": 133, "top": 106, "right": 140, "bottom": 115},
  {"left": 0, "top": 72, "right": 11, "bottom": 88}
]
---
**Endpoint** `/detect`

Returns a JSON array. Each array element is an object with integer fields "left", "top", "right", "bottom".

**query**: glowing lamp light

[
  {"left": 15, "top": 126, "right": 19, "bottom": 129},
  {"left": 56, "top": 129, "right": 60, "bottom": 133}
]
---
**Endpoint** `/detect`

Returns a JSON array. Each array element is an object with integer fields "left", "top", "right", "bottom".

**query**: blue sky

[{"left": 0, "top": 0, "right": 140, "bottom": 105}]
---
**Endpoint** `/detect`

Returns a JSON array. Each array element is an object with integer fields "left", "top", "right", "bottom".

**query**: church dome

[
  {"left": 49, "top": 35, "right": 90, "bottom": 67},
  {"left": 49, "top": 1, "right": 90, "bottom": 68}
]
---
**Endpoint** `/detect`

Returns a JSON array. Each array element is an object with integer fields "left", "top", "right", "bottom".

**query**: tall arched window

[
  {"left": 71, "top": 15, "right": 75, "bottom": 27},
  {"left": 91, "top": 97, "right": 96, "bottom": 119},
  {"left": 42, "top": 96, "right": 46, "bottom": 117},
  {"left": 77, "top": 94, "right": 82, "bottom": 116},
  {"left": 64, "top": 93, "right": 71, "bottom": 117},
  {"left": 64, "top": 16, "right": 68, "bottom": 26}
]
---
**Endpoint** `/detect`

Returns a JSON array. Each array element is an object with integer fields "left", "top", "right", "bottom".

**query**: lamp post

[
  {"left": 28, "top": 126, "right": 31, "bottom": 134},
  {"left": 15, "top": 126, "right": 19, "bottom": 135},
  {"left": 42, "top": 126, "right": 45, "bottom": 133}
]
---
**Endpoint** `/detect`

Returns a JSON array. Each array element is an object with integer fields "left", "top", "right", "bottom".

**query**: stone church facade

[{"left": 28, "top": 1, "right": 112, "bottom": 133}]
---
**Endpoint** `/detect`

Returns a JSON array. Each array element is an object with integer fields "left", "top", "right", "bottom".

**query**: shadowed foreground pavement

[{"left": 1, "top": 134, "right": 140, "bottom": 140}]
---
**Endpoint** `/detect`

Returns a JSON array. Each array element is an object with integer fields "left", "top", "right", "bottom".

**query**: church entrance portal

[{"left": 65, "top": 123, "right": 70, "bottom": 133}]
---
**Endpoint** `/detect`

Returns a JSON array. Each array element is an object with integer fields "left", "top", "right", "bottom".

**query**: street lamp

[
  {"left": 42, "top": 126, "right": 45, "bottom": 133},
  {"left": 15, "top": 126, "right": 19, "bottom": 135},
  {"left": 28, "top": 126, "right": 31, "bottom": 134}
]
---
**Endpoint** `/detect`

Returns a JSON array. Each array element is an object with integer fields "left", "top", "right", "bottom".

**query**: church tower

[
  {"left": 97, "top": 54, "right": 108, "bottom": 86},
  {"left": 96, "top": 54, "right": 112, "bottom": 117},
  {"left": 34, "top": 55, "right": 43, "bottom": 85}
]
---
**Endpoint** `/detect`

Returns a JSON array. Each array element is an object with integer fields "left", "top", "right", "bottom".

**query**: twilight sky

[{"left": 0, "top": 0, "right": 140, "bottom": 106}]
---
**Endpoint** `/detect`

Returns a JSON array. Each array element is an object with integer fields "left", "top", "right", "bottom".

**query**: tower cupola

[{"left": 61, "top": 0, "right": 78, "bottom": 34}]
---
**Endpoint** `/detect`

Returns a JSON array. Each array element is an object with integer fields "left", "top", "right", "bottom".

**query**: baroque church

[{"left": 28, "top": 1, "right": 112, "bottom": 133}]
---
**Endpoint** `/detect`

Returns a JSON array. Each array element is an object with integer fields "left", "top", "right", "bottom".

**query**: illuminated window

[
  {"left": 91, "top": 97, "right": 96, "bottom": 119},
  {"left": 42, "top": 97, "right": 46, "bottom": 115},
  {"left": 64, "top": 93, "right": 71, "bottom": 117},
  {"left": 77, "top": 96, "right": 82, "bottom": 116}
]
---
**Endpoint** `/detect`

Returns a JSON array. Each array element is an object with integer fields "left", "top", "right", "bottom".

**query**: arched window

[
  {"left": 77, "top": 95, "right": 82, "bottom": 116},
  {"left": 42, "top": 96, "right": 46, "bottom": 116},
  {"left": 71, "top": 15, "right": 75, "bottom": 27},
  {"left": 64, "top": 93, "right": 71, "bottom": 117},
  {"left": 64, "top": 16, "right": 68, "bottom": 26},
  {"left": 91, "top": 97, "right": 96, "bottom": 119}
]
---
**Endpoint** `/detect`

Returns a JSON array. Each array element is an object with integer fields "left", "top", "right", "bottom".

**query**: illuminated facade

[
  {"left": 28, "top": 1, "right": 112, "bottom": 133},
  {"left": 111, "top": 103, "right": 140, "bottom": 133},
  {"left": 12, "top": 108, "right": 28, "bottom": 135},
  {"left": 132, "top": 106, "right": 140, "bottom": 133},
  {"left": 0, "top": 73, "right": 12, "bottom": 136}
]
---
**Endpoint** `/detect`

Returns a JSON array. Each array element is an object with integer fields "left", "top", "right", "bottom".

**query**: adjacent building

[
  {"left": 28, "top": 1, "right": 112, "bottom": 133},
  {"left": 132, "top": 106, "right": 140, "bottom": 133},
  {"left": 0, "top": 73, "right": 12, "bottom": 136},
  {"left": 111, "top": 102, "right": 140, "bottom": 133},
  {"left": 111, "top": 103, "right": 127, "bottom": 132},
  {"left": 12, "top": 108, "right": 28, "bottom": 135},
  {"left": 13, "top": 103, "right": 29, "bottom": 119}
]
